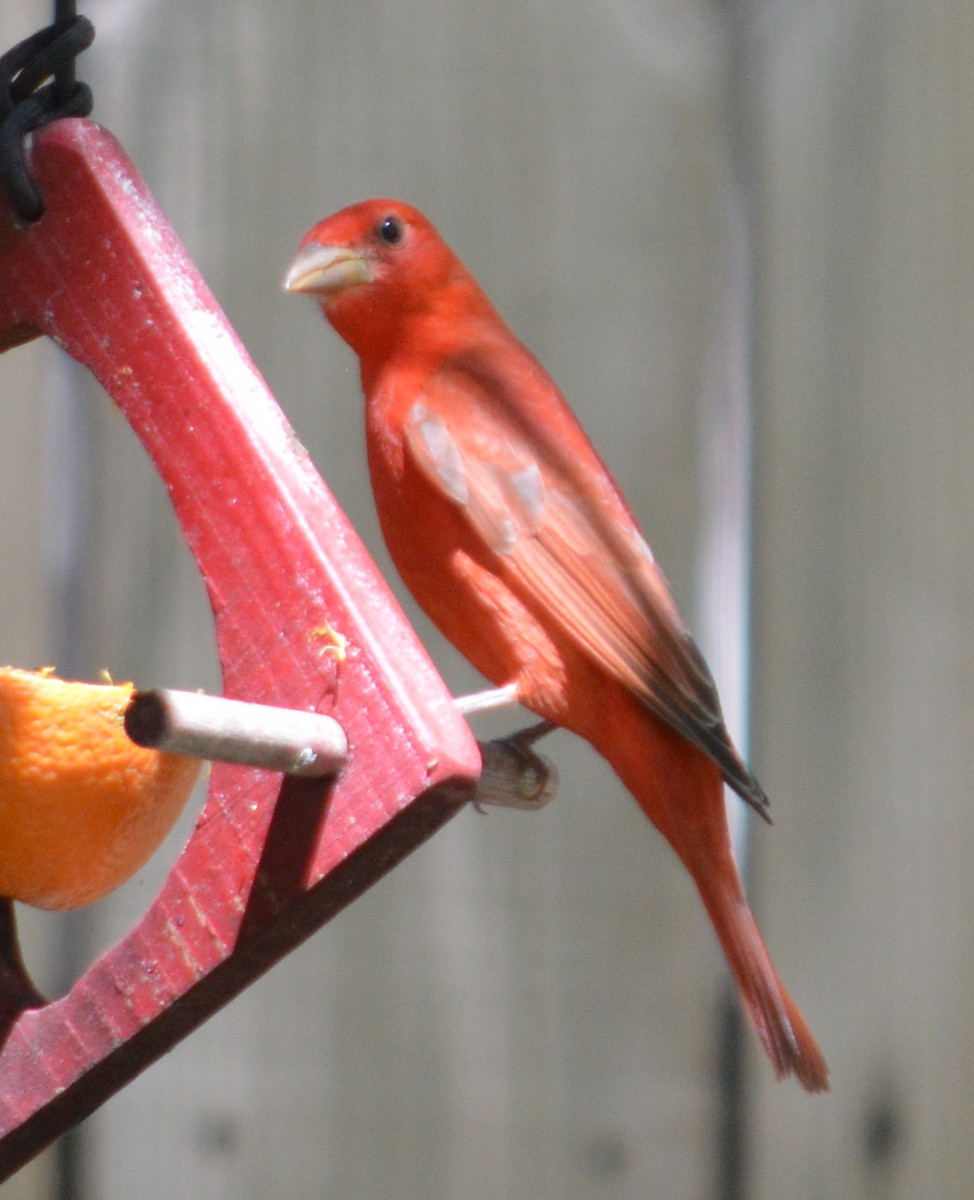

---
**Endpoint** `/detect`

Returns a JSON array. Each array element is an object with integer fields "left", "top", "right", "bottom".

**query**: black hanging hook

[{"left": 0, "top": 0, "right": 95, "bottom": 223}]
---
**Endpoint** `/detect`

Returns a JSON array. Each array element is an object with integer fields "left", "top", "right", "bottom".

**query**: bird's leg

[{"left": 454, "top": 681, "right": 519, "bottom": 715}]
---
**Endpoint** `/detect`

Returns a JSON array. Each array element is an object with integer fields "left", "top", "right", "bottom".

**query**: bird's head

[{"left": 284, "top": 199, "right": 469, "bottom": 360}]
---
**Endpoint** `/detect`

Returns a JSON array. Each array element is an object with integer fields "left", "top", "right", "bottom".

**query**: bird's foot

[{"left": 474, "top": 720, "right": 558, "bottom": 812}]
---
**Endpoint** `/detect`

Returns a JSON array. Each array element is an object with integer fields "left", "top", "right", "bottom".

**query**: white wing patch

[
  {"left": 408, "top": 403, "right": 469, "bottom": 504},
  {"left": 405, "top": 400, "right": 547, "bottom": 558},
  {"left": 508, "top": 461, "right": 546, "bottom": 533}
]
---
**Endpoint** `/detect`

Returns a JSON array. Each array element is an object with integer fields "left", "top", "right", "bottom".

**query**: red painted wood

[{"left": 0, "top": 119, "right": 480, "bottom": 1177}]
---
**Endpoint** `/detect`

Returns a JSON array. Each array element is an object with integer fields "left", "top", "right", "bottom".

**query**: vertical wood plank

[{"left": 749, "top": 1, "right": 974, "bottom": 1194}]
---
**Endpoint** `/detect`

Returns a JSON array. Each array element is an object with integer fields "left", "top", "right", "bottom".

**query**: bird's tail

[
  {"left": 692, "top": 868, "right": 829, "bottom": 1092},
  {"left": 590, "top": 696, "right": 829, "bottom": 1092}
]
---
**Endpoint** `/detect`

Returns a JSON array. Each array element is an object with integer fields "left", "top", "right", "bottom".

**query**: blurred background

[{"left": 1, "top": 0, "right": 971, "bottom": 1196}]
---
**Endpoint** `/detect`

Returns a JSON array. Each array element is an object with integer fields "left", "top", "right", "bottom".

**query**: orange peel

[{"left": 0, "top": 668, "right": 201, "bottom": 910}]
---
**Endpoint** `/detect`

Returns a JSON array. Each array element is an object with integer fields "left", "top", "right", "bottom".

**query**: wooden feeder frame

[{"left": 0, "top": 118, "right": 487, "bottom": 1178}]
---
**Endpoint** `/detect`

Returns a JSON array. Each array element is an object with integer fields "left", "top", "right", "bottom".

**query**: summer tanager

[{"left": 285, "top": 199, "right": 828, "bottom": 1091}]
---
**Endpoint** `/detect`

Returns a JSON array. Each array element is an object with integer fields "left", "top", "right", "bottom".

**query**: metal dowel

[{"left": 125, "top": 689, "right": 348, "bottom": 778}]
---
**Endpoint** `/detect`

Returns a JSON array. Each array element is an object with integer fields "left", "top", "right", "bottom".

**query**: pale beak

[{"left": 282, "top": 242, "right": 372, "bottom": 297}]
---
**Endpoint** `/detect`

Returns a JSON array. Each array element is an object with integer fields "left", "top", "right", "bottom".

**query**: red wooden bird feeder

[{"left": 0, "top": 115, "right": 488, "bottom": 1178}]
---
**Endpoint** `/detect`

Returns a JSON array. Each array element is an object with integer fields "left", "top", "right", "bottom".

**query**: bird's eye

[{"left": 377, "top": 215, "right": 405, "bottom": 245}]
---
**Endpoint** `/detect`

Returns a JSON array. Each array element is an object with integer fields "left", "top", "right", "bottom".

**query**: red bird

[{"left": 285, "top": 199, "right": 828, "bottom": 1091}]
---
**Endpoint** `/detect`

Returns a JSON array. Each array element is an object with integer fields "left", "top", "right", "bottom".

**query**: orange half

[{"left": 0, "top": 668, "right": 201, "bottom": 909}]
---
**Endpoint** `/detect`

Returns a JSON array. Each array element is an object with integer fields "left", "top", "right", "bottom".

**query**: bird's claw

[{"left": 473, "top": 721, "right": 558, "bottom": 812}]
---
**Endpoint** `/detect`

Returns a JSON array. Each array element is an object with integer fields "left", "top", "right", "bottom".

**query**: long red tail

[
  {"left": 691, "top": 864, "right": 829, "bottom": 1091},
  {"left": 590, "top": 693, "right": 829, "bottom": 1092}
]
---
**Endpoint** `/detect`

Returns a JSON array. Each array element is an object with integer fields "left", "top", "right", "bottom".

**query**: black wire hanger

[{"left": 0, "top": 0, "right": 95, "bottom": 222}]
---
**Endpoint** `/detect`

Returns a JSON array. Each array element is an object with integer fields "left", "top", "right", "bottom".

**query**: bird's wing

[{"left": 403, "top": 362, "right": 769, "bottom": 818}]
